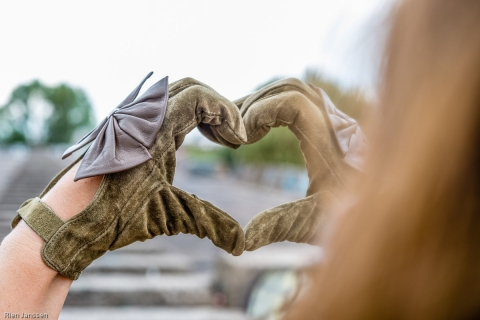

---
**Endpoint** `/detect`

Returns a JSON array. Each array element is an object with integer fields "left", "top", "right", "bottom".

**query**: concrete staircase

[
  {"left": 0, "top": 147, "right": 63, "bottom": 239},
  {"left": 66, "top": 238, "right": 214, "bottom": 307},
  {"left": 0, "top": 148, "right": 251, "bottom": 319},
  {"left": 0, "top": 147, "right": 319, "bottom": 320}
]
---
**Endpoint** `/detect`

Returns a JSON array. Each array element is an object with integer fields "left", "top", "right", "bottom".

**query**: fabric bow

[
  {"left": 62, "top": 72, "right": 169, "bottom": 181},
  {"left": 312, "top": 86, "right": 367, "bottom": 171}
]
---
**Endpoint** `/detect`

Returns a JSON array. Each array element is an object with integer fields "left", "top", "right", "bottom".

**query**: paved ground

[
  {"left": 0, "top": 147, "right": 310, "bottom": 320},
  {"left": 59, "top": 307, "right": 248, "bottom": 320}
]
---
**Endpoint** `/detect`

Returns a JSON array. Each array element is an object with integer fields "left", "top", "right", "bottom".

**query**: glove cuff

[
  {"left": 11, "top": 193, "right": 117, "bottom": 280},
  {"left": 14, "top": 198, "right": 64, "bottom": 242},
  {"left": 12, "top": 198, "right": 84, "bottom": 280}
]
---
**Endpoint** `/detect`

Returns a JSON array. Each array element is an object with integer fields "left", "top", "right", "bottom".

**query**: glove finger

[
  {"left": 196, "top": 94, "right": 250, "bottom": 147},
  {"left": 233, "top": 94, "right": 249, "bottom": 109},
  {"left": 240, "top": 78, "right": 335, "bottom": 146},
  {"left": 163, "top": 185, "right": 245, "bottom": 256},
  {"left": 244, "top": 191, "right": 337, "bottom": 251},
  {"left": 238, "top": 78, "right": 346, "bottom": 195},
  {"left": 167, "top": 78, "right": 247, "bottom": 149}
]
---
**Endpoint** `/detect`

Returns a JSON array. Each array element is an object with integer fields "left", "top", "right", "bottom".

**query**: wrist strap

[{"left": 15, "top": 197, "right": 64, "bottom": 242}]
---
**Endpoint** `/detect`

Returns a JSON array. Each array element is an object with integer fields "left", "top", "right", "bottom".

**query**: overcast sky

[{"left": 0, "top": 0, "right": 393, "bottom": 121}]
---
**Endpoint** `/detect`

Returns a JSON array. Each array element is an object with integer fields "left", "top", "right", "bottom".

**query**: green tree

[{"left": 0, "top": 81, "right": 95, "bottom": 146}]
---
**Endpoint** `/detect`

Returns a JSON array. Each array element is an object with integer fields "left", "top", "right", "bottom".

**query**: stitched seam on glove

[
  {"left": 170, "top": 184, "right": 239, "bottom": 226},
  {"left": 43, "top": 162, "right": 156, "bottom": 273},
  {"left": 200, "top": 110, "right": 245, "bottom": 143},
  {"left": 114, "top": 171, "right": 164, "bottom": 237},
  {"left": 166, "top": 82, "right": 246, "bottom": 146},
  {"left": 153, "top": 119, "right": 196, "bottom": 165},
  {"left": 293, "top": 123, "right": 347, "bottom": 190},
  {"left": 56, "top": 171, "right": 158, "bottom": 275},
  {"left": 245, "top": 81, "right": 311, "bottom": 106},
  {"left": 290, "top": 200, "right": 317, "bottom": 243},
  {"left": 168, "top": 83, "right": 196, "bottom": 97},
  {"left": 247, "top": 117, "right": 293, "bottom": 142},
  {"left": 245, "top": 197, "right": 313, "bottom": 248},
  {"left": 245, "top": 91, "right": 299, "bottom": 140}
]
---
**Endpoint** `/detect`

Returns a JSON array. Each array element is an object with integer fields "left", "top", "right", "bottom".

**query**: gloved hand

[
  {"left": 11, "top": 75, "right": 247, "bottom": 280},
  {"left": 201, "top": 78, "right": 365, "bottom": 251}
]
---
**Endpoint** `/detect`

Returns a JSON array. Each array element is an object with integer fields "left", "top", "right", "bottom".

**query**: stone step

[
  {"left": 0, "top": 214, "right": 15, "bottom": 221},
  {"left": 65, "top": 273, "right": 213, "bottom": 306},
  {"left": 0, "top": 225, "right": 11, "bottom": 239},
  {"left": 0, "top": 186, "right": 48, "bottom": 192},
  {"left": 112, "top": 238, "right": 169, "bottom": 254},
  {"left": 0, "top": 204, "right": 23, "bottom": 212},
  {"left": 84, "top": 252, "right": 194, "bottom": 274},
  {"left": 216, "top": 243, "right": 322, "bottom": 308},
  {"left": 59, "top": 307, "right": 250, "bottom": 320},
  {"left": 0, "top": 149, "right": 68, "bottom": 241},
  {"left": 0, "top": 221, "right": 11, "bottom": 229},
  {"left": 0, "top": 198, "right": 38, "bottom": 206},
  {"left": 0, "top": 148, "right": 30, "bottom": 199}
]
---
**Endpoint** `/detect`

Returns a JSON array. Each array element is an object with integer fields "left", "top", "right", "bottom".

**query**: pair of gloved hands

[{"left": 11, "top": 74, "right": 364, "bottom": 280}]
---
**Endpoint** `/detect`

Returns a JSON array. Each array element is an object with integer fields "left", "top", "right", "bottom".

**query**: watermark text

[{"left": 4, "top": 312, "right": 48, "bottom": 319}]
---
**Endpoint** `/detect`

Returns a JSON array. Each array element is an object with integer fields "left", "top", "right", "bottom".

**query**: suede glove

[
  {"left": 201, "top": 78, "right": 365, "bottom": 251},
  {"left": 11, "top": 76, "right": 247, "bottom": 280}
]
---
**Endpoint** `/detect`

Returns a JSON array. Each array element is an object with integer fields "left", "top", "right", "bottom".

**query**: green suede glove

[
  {"left": 202, "top": 78, "right": 365, "bottom": 251},
  {"left": 11, "top": 77, "right": 247, "bottom": 280}
]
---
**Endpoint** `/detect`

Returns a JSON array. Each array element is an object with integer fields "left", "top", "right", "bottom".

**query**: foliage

[
  {"left": 0, "top": 81, "right": 94, "bottom": 145},
  {"left": 233, "top": 126, "right": 305, "bottom": 166},
  {"left": 186, "top": 125, "right": 305, "bottom": 167}
]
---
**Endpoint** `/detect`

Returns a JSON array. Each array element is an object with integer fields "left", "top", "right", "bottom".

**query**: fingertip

[
  {"left": 231, "top": 247, "right": 244, "bottom": 256},
  {"left": 231, "top": 228, "right": 245, "bottom": 256},
  {"left": 244, "top": 242, "right": 260, "bottom": 252},
  {"left": 239, "top": 125, "right": 248, "bottom": 144}
]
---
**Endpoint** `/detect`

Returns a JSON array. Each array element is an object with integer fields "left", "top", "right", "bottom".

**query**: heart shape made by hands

[
  {"left": 64, "top": 74, "right": 365, "bottom": 253},
  {"left": 199, "top": 77, "right": 366, "bottom": 251}
]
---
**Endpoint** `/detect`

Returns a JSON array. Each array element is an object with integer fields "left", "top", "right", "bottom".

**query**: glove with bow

[
  {"left": 201, "top": 78, "right": 366, "bottom": 251},
  {"left": 11, "top": 73, "right": 247, "bottom": 279}
]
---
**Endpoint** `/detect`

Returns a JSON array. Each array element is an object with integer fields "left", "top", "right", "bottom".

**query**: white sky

[{"left": 0, "top": 0, "right": 393, "bottom": 121}]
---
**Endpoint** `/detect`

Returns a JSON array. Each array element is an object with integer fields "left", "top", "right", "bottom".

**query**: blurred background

[{"left": 0, "top": 1, "right": 392, "bottom": 319}]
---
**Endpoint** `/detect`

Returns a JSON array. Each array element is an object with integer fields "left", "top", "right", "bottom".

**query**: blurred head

[{"left": 287, "top": 0, "right": 480, "bottom": 319}]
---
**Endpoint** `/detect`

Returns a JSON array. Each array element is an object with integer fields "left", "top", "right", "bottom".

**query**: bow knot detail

[
  {"left": 106, "top": 108, "right": 119, "bottom": 118},
  {"left": 62, "top": 72, "right": 169, "bottom": 181}
]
